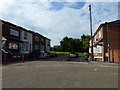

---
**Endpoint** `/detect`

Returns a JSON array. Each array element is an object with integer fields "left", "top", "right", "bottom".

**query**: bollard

[
  {"left": 4, "top": 55, "right": 7, "bottom": 65},
  {"left": 118, "top": 56, "right": 120, "bottom": 65},
  {"left": 22, "top": 54, "right": 24, "bottom": 63}
]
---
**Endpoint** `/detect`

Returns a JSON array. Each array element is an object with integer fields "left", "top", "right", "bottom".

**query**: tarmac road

[{"left": 2, "top": 55, "right": 119, "bottom": 88}]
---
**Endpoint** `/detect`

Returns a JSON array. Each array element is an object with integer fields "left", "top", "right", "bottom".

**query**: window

[
  {"left": 42, "top": 38, "right": 44, "bottom": 42},
  {"left": 93, "top": 47, "right": 97, "bottom": 53},
  {"left": 41, "top": 45, "right": 45, "bottom": 51},
  {"left": 46, "top": 39, "right": 50, "bottom": 45},
  {"left": 34, "top": 36, "right": 40, "bottom": 41},
  {"left": 10, "top": 29, "right": 19, "bottom": 36},
  {"left": 97, "top": 46, "right": 102, "bottom": 53},
  {"left": 24, "top": 32, "right": 28, "bottom": 39},
  {"left": 22, "top": 42, "right": 29, "bottom": 51},
  {"left": 34, "top": 45, "right": 39, "bottom": 50},
  {"left": 9, "top": 42, "right": 18, "bottom": 49}
]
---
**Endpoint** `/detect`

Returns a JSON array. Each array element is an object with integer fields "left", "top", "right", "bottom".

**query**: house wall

[
  {"left": 45, "top": 38, "right": 50, "bottom": 52},
  {"left": 93, "top": 27, "right": 103, "bottom": 45},
  {"left": 103, "top": 24, "right": 119, "bottom": 63},
  {"left": 32, "top": 33, "right": 41, "bottom": 53},
  {"left": 2, "top": 23, "right": 21, "bottom": 54},
  {"left": 41, "top": 36, "right": 46, "bottom": 52},
  {"left": 109, "top": 26, "right": 119, "bottom": 63},
  {"left": 93, "top": 27, "right": 104, "bottom": 61},
  {"left": 20, "top": 30, "right": 33, "bottom": 54}
]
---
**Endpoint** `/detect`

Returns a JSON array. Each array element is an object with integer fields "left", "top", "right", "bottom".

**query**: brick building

[
  {"left": 0, "top": 19, "right": 51, "bottom": 63},
  {"left": 89, "top": 20, "right": 120, "bottom": 63},
  {"left": 2, "top": 21, "right": 23, "bottom": 61}
]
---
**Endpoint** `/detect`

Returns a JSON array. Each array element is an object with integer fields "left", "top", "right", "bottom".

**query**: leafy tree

[
  {"left": 60, "top": 36, "right": 82, "bottom": 52},
  {"left": 81, "top": 34, "right": 90, "bottom": 52},
  {"left": 50, "top": 45, "right": 62, "bottom": 51},
  {"left": 51, "top": 34, "right": 90, "bottom": 52}
]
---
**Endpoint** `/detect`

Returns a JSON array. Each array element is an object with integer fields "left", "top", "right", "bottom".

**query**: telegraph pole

[{"left": 89, "top": 5, "right": 94, "bottom": 61}]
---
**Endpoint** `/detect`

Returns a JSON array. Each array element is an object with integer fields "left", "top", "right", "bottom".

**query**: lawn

[{"left": 51, "top": 51, "right": 84, "bottom": 55}]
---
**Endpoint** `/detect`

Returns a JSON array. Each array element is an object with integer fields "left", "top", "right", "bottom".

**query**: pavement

[{"left": 2, "top": 55, "right": 119, "bottom": 88}]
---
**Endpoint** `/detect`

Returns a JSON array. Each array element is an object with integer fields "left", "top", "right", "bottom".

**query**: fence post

[
  {"left": 118, "top": 56, "right": 120, "bottom": 65},
  {"left": 22, "top": 54, "right": 24, "bottom": 63},
  {"left": 4, "top": 55, "right": 7, "bottom": 65}
]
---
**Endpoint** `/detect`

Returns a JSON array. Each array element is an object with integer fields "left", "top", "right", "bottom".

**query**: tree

[
  {"left": 50, "top": 45, "right": 62, "bottom": 51},
  {"left": 60, "top": 36, "right": 82, "bottom": 52},
  {"left": 81, "top": 34, "right": 90, "bottom": 52},
  {"left": 51, "top": 35, "right": 90, "bottom": 52}
]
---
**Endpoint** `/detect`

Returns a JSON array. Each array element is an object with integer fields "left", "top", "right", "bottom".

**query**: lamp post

[{"left": 89, "top": 5, "right": 94, "bottom": 61}]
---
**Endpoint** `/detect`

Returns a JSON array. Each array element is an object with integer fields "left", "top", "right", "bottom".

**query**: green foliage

[
  {"left": 50, "top": 45, "right": 62, "bottom": 51},
  {"left": 51, "top": 51, "right": 70, "bottom": 55},
  {"left": 51, "top": 34, "right": 90, "bottom": 53},
  {"left": 81, "top": 34, "right": 90, "bottom": 52},
  {"left": 51, "top": 51, "right": 84, "bottom": 55},
  {"left": 60, "top": 36, "right": 82, "bottom": 52}
]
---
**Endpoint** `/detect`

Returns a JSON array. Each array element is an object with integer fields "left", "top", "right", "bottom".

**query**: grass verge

[{"left": 51, "top": 51, "right": 84, "bottom": 55}]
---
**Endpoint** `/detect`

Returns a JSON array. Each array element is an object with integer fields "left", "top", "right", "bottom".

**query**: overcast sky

[{"left": 0, "top": 0, "right": 119, "bottom": 46}]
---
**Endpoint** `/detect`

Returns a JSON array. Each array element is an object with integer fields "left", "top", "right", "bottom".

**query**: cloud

[
  {"left": 49, "top": 2, "right": 85, "bottom": 11},
  {"left": 0, "top": 1, "right": 118, "bottom": 46}
]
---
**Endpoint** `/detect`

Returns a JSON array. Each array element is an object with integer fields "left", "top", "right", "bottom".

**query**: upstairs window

[
  {"left": 10, "top": 29, "right": 19, "bottom": 36},
  {"left": 34, "top": 36, "right": 40, "bottom": 41},
  {"left": 24, "top": 32, "right": 28, "bottom": 40},
  {"left": 41, "top": 38, "right": 44, "bottom": 42}
]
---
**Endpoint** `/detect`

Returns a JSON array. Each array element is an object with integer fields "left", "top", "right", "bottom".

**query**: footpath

[{"left": 89, "top": 61, "right": 119, "bottom": 67}]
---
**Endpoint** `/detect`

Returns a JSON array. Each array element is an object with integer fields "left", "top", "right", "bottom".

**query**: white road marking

[{"left": 94, "top": 69, "right": 98, "bottom": 71}]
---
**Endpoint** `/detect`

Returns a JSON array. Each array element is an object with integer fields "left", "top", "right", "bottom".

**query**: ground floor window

[
  {"left": 21, "top": 42, "right": 29, "bottom": 52},
  {"left": 41, "top": 45, "right": 45, "bottom": 51},
  {"left": 9, "top": 42, "right": 18, "bottom": 49},
  {"left": 34, "top": 45, "right": 39, "bottom": 50}
]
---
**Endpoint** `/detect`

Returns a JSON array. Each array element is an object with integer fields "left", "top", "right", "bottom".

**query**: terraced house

[
  {"left": 0, "top": 19, "right": 51, "bottom": 63},
  {"left": 89, "top": 20, "right": 120, "bottom": 63}
]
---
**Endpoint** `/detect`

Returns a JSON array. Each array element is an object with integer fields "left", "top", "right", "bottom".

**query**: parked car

[
  {"left": 69, "top": 52, "right": 79, "bottom": 58},
  {"left": 46, "top": 52, "right": 57, "bottom": 57},
  {"left": 39, "top": 52, "right": 49, "bottom": 59}
]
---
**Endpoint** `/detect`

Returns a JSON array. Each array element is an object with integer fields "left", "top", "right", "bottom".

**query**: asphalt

[{"left": 1, "top": 55, "right": 119, "bottom": 88}]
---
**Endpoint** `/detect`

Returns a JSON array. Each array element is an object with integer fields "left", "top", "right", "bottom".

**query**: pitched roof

[{"left": 93, "top": 20, "right": 120, "bottom": 37}]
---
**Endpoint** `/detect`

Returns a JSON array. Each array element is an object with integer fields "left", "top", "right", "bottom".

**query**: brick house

[
  {"left": 1, "top": 20, "right": 23, "bottom": 61},
  {"left": 1, "top": 19, "right": 51, "bottom": 63},
  {"left": 89, "top": 20, "right": 120, "bottom": 63}
]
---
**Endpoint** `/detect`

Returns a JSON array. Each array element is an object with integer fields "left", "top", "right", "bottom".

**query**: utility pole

[{"left": 89, "top": 5, "right": 94, "bottom": 61}]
